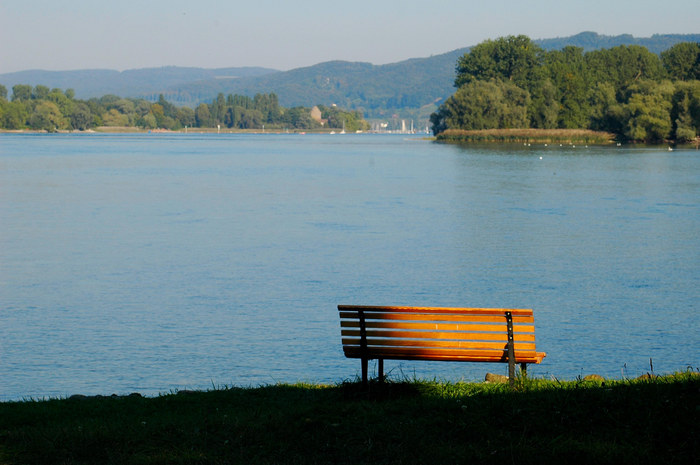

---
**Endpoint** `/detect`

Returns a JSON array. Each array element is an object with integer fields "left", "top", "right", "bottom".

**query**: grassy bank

[
  {"left": 0, "top": 372, "right": 697, "bottom": 464},
  {"left": 436, "top": 128, "right": 617, "bottom": 144}
]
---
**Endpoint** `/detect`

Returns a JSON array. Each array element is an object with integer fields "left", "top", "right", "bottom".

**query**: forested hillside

[{"left": 431, "top": 37, "right": 700, "bottom": 143}]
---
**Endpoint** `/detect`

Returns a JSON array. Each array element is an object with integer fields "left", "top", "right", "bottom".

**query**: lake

[{"left": 1, "top": 133, "right": 698, "bottom": 400}]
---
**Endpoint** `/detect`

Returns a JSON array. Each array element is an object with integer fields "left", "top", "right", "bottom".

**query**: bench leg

[
  {"left": 520, "top": 363, "right": 528, "bottom": 379},
  {"left": 378, "top": 358, "right": 384, "bottom": 383},
  {"left": 506, "top": 311, "right": 516, "bottom": 386},
  {"left": 361, "top": 358, "right": 368, "bottom": 386},
  {"left": 508, "top": 357, "right": 515, "bottom": 386}
]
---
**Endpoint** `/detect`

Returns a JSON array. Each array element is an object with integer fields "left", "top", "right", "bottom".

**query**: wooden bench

[{"left": 338, "top": 305, "right": 546, "bottom": 385}]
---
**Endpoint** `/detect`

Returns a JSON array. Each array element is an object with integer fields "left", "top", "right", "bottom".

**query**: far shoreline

[
  {"left": 0, "top": 126, "right": 333, "bottom": 135},
  {"left": 3, "top": 127, "right": 700, "bottom": 147},
  {"left": 0, "top": 126, "right": 388, "bottom": 135}
]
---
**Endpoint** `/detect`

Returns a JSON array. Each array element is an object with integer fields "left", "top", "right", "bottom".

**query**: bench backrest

[{"left": 338, "top": 305, "right": 545, "bottom": 364}]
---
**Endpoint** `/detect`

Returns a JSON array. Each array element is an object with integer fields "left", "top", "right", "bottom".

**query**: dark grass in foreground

[{"left": 0, "top": 372, "right": 697, "bottom": 465}]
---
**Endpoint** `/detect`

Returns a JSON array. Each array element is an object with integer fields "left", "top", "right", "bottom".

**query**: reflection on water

[{"left": 1, "top": 134, "right": 698, "bottom": 399}]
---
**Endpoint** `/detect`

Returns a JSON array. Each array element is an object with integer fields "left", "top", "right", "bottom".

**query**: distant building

[{"left": 310, "top": 106, "right": 323, "bottom": 123}]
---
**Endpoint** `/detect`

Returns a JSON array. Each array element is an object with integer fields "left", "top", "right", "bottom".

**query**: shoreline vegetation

[
  {"left": 0, "top": 88, "right": 372, "bottom": 134},
  {"left": 0, "top": 371, "right": 697, "bottom": 464},
  {"left": 435, "top": 128, "right": 617, "bottom": 144}
]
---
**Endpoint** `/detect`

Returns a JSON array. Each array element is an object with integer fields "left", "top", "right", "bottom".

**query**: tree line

[
  {"left": 0, "top": 86, "right": 369, "bottom": 132},
  {"left": 430, "top": 36, "right": 700, "bottom": 143}
]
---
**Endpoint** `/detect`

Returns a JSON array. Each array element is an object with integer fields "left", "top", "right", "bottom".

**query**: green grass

[
  {"left": 0, "top": 372, "right": 698, "bottom": 464},
  {"left": 436, "top": 128, "right": 617, "bottom": 144}
]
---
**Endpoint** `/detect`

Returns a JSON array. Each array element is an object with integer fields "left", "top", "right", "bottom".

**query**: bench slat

[
  {"left": 338, "top": 305, "right": 534, "bottom": 317},
  {"left": 341, "top": 329, "right": 536, "bottom": 343},
  {"left": 342, "top": 337, "right": 536, "bottom": 351},
  {"left": 339, "top": 311, "right": 534, "bottom": 324},
  {"left": 343, "top": 346, "right": 545, "bottom": 363},
  {"left": 341, "top": 321, "right": 536, "bottom": 334}
]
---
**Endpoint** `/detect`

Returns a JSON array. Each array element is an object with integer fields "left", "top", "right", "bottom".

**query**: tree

[
  {"left": 140, "top": 113, "right": 157, "bottom": 129},
  {"left": 528, "top": 78, "right": 559, "bottom": 129},
  {"left": 318, "top": 105, "right": 368, "bottom": 131},
  {"left": 544, "top": 46, "right": 591, "bottom": 128},
  {"left": 253, "top": 93, "right": 281, "bottom": 122},
  {"left": 284, "top": 107, "right": 318, "bottom": 129},
  {"left": 69, "top": 102, "right": 93, "bottom": 130},
  {"left": 0, "top": 84, "right": 7, "bottom": 100},
  {"left": 223, "top": 106, "right": 240, "bottom": 128},
  {"left": 210, "top": 93, "right": 226, "bottom": 124},
  {"left": 588, "top": 82, "right": 625, "bottom": 134},
  {"left": 133, "top": 100, "right": 152, "bottom": 123},
  {"left": 1, "top": 101, "right": 29, "bottom": 129},
  {"left": 98, "top": 94, "right": 121, "bottom": 105},
  {"left": 29, "top": 101, "right": 68, "bottom": 132},
  {"left": 149, "top": 103, "right": 167, "bottom": 128},
  {"left": 112, "top": 98, "right": 135, "bottom": 115},
  {"left": 176, "top": 106, "right": 196, "bottom": 128},
  {"left": 670, "top": 80, "right": 700, "bottom": 142},
  {"left": 455, "top": 35, "right": 543, "bottom": 89},
  {"left": 661, "top": 42, "right": 700, "bottom": 81},
  {"left": 157, "top": 94, "right": 179, "bottom": 121},
  {"left": 622, "top": 80, "right": 674, "bottom": 142},
  {"left": 586, "top": 45, "right": 664, "bottom": 91},
  {"left": 238, "top": 108, "right": 263, "bottom": 129},
  {"left": 102, "top": 108, "right": 129, "bottom": 127},
  {"left": 431, "top": 79, "right": 530, "bottom": 134},
  {"left": 195, "top": 103, "right": 211, "bottom": 127},
  {"left": 11, "top": 84, "right": 32, "bottom": 102},
  {"left": 47, "top": 88, "right": 74, "bottom": 118},
  {"left": 32, "top": 85, "right": 50, "bottom": 100}
]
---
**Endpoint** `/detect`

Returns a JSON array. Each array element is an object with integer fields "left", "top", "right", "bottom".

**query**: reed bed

[{"left": 437, "top": 128, "right": 617, "bottom": 144}]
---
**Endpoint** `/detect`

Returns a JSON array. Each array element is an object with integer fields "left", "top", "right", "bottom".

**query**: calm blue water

[{"left": 1, "top": 133, "right": 698, "bottom": 400}]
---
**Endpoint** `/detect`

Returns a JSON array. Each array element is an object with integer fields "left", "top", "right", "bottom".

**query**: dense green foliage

[
  {"left": 432, "top": 36, "right": 700, "bottom": 143},
  {"left": 0, "top": 372, "right": 697, "bottom": 464},
  {"left": 0, "top": 87, "right": 368, "bottom": 132}
]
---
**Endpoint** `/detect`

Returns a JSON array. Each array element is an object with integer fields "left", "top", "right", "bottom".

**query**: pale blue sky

[{"left": 1, "top": 0, "right": 697, "bottom": 73}]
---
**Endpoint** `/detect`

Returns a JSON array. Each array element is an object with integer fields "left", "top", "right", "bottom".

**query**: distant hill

[
  {"left": 0, "top": 66, "right": 278, "bottom": 101},
  {"left": 535, "top": 31, "right": 700, "bottom": 54},
  {"left": 1, "top": 32, "right": 698, "bottom": 124},
  {"left": 157, "top": 52, "right": 466, "bottom": 122}
]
